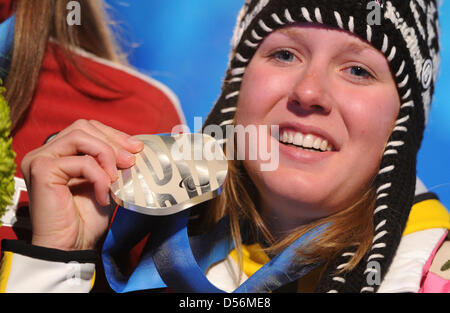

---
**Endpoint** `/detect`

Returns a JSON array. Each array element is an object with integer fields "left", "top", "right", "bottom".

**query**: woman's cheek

[
  {"left": 238, "top": 69, "right": 290, "bottom": 119},
  {"left": 342, "top": 93, "right": 396, "bottom": 134},
  {"left": 346, "top": 103, "right": 399, "bottom": 164}
]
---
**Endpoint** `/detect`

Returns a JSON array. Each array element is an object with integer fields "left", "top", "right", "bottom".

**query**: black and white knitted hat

[{"left": 203, "top": 0, "right": 441, "bottom": 293}]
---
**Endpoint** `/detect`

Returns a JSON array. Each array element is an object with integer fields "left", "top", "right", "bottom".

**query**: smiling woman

[
  {"left": 200, "top": 0, "right": 448, "bottom": 293},
  {"left": 198, "top": 25, "right": 402, "bottom": 288},
  {"left": 228, "top": 24, "right": 401, "bottom": 259}
]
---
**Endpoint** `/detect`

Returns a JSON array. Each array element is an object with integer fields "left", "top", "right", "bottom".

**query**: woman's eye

[
  {"left": 271, "top": 50, "right": 295, "bottom": 63},
  {"left": 349, "top": 66, "right": 373, "bottom": 79}
]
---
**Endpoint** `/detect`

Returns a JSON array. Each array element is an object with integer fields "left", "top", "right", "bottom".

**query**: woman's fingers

[
  {"left": 24, "top": 129, "right": 118, "bottom": 182},
  {"left": 88, "top": 119, "right": 144, "bottom": 153},
  {"left": 30, "top": 154, "right": 112, "bottom": 206},
  {"left": 27, "top": 155, "right": 113, "bottom": 250},
  {"left": 22, "top": 119, "right": 145, "bottom": 197},
  {"left": 20, "top": 119, "right": 144, "bottom": 251},
  {"left": 54, "top": 119, "right": 144, "bottom": 167},
  {"left": 54, "top": 155, "right": 113, "bottom": 206}
]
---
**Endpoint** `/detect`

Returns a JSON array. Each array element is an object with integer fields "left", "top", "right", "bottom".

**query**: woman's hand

[{"left": 21, "top": 119, "right": 144, "bottom": 251}]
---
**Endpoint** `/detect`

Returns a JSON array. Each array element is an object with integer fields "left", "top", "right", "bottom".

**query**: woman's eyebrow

[
  {"left": 277, "top": 28, "right": 376, "bottom": 54},
  {"left": 277, "top": 28, "right": 309, "bottom": 44},
  {"left": 341, "top": 42, "right": 377, "bottom": 55}
]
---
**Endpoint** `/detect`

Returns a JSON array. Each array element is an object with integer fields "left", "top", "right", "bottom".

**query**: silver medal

[{"left": 110, "top": 133, "right": 228, "bottom": 216}]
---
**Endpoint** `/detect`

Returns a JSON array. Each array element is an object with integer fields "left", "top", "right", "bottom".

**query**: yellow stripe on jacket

[
  {"left": 403, "top": 199, "right": 450, "bottom": 236},
  {"left": 0, "top": 251, "right": 13, "bottom": 293}
]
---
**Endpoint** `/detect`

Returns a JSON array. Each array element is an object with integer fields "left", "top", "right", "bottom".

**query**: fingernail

[
  {"left": 128, "top": 137, "right": 143, "bottom": 147},
  {"left": 112, "top": 167, "right": 119, "bottom": 181},
  {"left": 118, "top": 149, "right": 136, "bottom": 163},
  {"left": 105, "top": 194, "right": 111, "bottom": 206}
]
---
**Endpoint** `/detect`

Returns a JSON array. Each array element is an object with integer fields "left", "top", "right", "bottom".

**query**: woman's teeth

[{"left": 279, "top": 131, "right": 333, "bottom": 152}]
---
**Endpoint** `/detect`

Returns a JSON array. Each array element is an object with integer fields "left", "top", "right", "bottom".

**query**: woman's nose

[{"left": 288, "top": 66, "right": 332, "bottom": 115}]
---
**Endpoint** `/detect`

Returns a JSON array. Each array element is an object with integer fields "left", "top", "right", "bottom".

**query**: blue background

[{"left": 105, "top": 1, "right": 450, "bottom": 209}]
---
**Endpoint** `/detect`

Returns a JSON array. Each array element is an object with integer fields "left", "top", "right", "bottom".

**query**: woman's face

[{"left": 234, "top": 25, "right": 400, "bottom": 231}]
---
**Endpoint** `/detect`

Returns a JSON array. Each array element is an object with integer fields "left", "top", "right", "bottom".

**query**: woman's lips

[
  {"left": 277, "top": 122, "right": 340, "bottom": 152},
  {"left": 276, "top": 136, "right": 335, "bottom": 163},
  {"left": 278, "top": 129, "right": 334, "bottom": 152},
  {"left": 269, "top": 123, "right": 338, "bottom": 164}
]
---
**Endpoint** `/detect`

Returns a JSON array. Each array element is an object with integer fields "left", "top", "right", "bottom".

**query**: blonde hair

[
  {"left": 198, "top": 147, "right": 376, "bottom": 275},
  {"left": 6, "top": 0, "right": 127, "bottom": 131}
]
